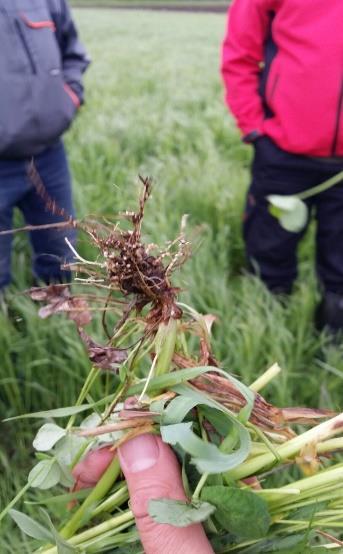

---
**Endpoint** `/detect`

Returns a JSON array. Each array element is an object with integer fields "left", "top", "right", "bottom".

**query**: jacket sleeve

[
  {"left": 221, "top": 0, "right": 276, "bottom": 140},
  {"left": 52, "top": 0, "right": 90, "bottom": 104}
]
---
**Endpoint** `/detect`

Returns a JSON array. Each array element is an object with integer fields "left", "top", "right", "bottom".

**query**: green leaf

[
  {"left": 33, "top": 423, "right": 66, "bottom": 451},
  {"left": 80, "top": 412, "right": 102, "bottom": 429},
  {"left": 267, "top": 195, "right": 308, "bottom": 233},
  {"left": 220, "top": 425, "right": 240, "bottom": 454},
  {"left": 162, "top": 394, "right": 200, "bottom": 425},
  {"left": 149, "top": 398, "right": 169, "bottom": 414},
  {"left": 161, "top": 421, "right": 250, "bottom": 474},
  {"left": 24, "top": 488, "right": 90, "bottom": 506},
  {"left": 269, "top": 204, "right": 283, "bottom": 219},
  {"left": 162, "top": 383, "right": 250, "bottom": 442},
  {"left": 126, "top": 366, "right": 213, "bottom": 396},
  {"left": 36, "top": 452, "right": 55, "bottom": 461},
  {"left": 9, "top": 509, "right": 53, "bottom": 541},
  {"left": 54, "top": 434, "right": 87, "bottom": 467},
  {"left": 4, "top": 404, "right": 92, "bottom": 421},
  {"left": 173, "top": 368, "right": 254, "bottom": 424},
  {"left": 57, "top": 461, "right": 74, "bottom": 488},
  {"left": 148, "top": 498, "right": 216, "bottom": 527},
  {"left": 41, "top": 509, "right": 77, "bottom": 553},
  {"left": 201, "top": 406, "right": 236, "bottom": 438},
  {"left": 201, "top": 485, "right": 271, "bottom": 540},
  {"left": 161, "top": 382, "right": 252, "bottom": 472},
  {"left": 28, "top": 459, "right": 61, "bottom": 490},
  {"left": 172, "top": 381, "right": 253, "bottom": 424}
]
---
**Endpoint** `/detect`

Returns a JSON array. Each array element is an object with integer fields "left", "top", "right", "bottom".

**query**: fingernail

[{"left": 119, "top": 434, "right": 159, "bottom": 473}]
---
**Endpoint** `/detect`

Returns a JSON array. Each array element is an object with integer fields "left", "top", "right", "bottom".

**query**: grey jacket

[{"left": 0, "top": 0, "right": 90, "bottom": 158}]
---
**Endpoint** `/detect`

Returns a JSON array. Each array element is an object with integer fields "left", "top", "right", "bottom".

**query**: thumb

[
  {"left": 118, "top": 434, "right": 214, "bottom": 554},
  {"left": 72, "top": 446, "right": 115, "bottom": 490}
]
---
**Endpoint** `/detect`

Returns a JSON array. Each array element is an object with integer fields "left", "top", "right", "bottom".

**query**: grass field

[
  {"left": 1, "top": 8, "right": 342, "bottom": 551},
  {"left": 70, "top": 0, "right": 229, "bottom": 6}
]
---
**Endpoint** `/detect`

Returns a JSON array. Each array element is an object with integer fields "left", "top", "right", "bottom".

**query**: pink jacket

[{"left": 221, "top": 0, "right": 343, "bottom": 156}]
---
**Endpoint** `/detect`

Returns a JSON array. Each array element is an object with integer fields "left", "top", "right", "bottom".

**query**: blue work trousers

[
  {"left": 244, "top": 137, "right": 343, "bottom": 294},
  {"left": 0, "top": 141, "right": 76, "bottom": 289}
]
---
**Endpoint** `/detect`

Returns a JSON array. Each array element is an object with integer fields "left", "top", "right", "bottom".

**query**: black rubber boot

[{"left": 316, "top": 291, "right": 343, "bottom": 334}]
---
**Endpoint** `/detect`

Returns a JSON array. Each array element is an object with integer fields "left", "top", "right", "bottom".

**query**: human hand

[{"left": 73, "top": 434, "right": 214, "bottom": 554}]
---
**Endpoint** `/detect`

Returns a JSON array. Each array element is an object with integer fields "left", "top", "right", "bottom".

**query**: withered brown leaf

[
  {"left": 29, "top": 285, "right": 92, "bottom": 328},
  {"left": 79, "top": 330, "right": 128, "bottom": 371}
]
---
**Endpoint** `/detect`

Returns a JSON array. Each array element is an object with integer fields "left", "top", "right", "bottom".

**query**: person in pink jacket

[{"left": 221, "top": 0, "right": 343, "bottom": 331}]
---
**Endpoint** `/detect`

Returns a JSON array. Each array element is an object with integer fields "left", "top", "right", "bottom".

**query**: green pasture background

[
  {"left": 70, "top": 0, "right": 229, "bottom": 6},
  {"left": 0, "top": 8, "right": 342, "bottom": 551}
]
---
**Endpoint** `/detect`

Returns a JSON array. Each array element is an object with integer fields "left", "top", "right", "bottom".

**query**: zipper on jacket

[
  {"left": 15, "top": 19, "right": 37, "bottom": 74},
  {"left": 331, "top": 78, "right": 343, "bottom": 156}
]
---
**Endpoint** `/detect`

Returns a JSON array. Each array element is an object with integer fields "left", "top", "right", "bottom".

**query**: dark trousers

[
  {"left": 0, "top": 141, "right": 76, "bottom": 289},
  {"left": 244, "top": 137, "right": 343, "bottom": 294}
]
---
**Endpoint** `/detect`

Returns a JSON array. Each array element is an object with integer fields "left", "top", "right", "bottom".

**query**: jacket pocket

[
  {"left": 64, "top": 83, "right": 81, "bottom": 109},
  {"left": 34, "top": 77, "right": 78, "bottom": 144},
  {"left": 0, "top": 73, "right": 34, "bottom": 156},
  {"left": 0, "top": 74, "right": 78, "bottom": 157},
  {"left": 20, "top": 13, "right": 55, "bottom": 31},
  {"left": 18, "top": 8, "right": 61, "bottom": 74}
]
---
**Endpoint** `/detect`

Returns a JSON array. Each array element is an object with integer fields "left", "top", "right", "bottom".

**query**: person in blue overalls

[{"left": 0, "top": 0, "right": 89, "bottom": 289}]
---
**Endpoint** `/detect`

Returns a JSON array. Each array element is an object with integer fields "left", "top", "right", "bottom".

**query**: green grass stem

[
  {"left": 59, "top": 456, "right": 121, "bottom": 539},
  {"left": 226, "top": 414, "right": 343, "bottom": 481},
  {"left": 39, "top": 510, "right": 134, "bottom": 553}
]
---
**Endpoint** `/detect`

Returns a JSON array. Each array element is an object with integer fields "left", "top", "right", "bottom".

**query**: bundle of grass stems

[{"left": 2, "top": 177, "right": 342, "bottom": 553}]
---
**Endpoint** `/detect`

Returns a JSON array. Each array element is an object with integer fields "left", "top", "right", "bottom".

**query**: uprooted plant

[{"left": 2, "top": 177, "right": 342, "bottom": 553}]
